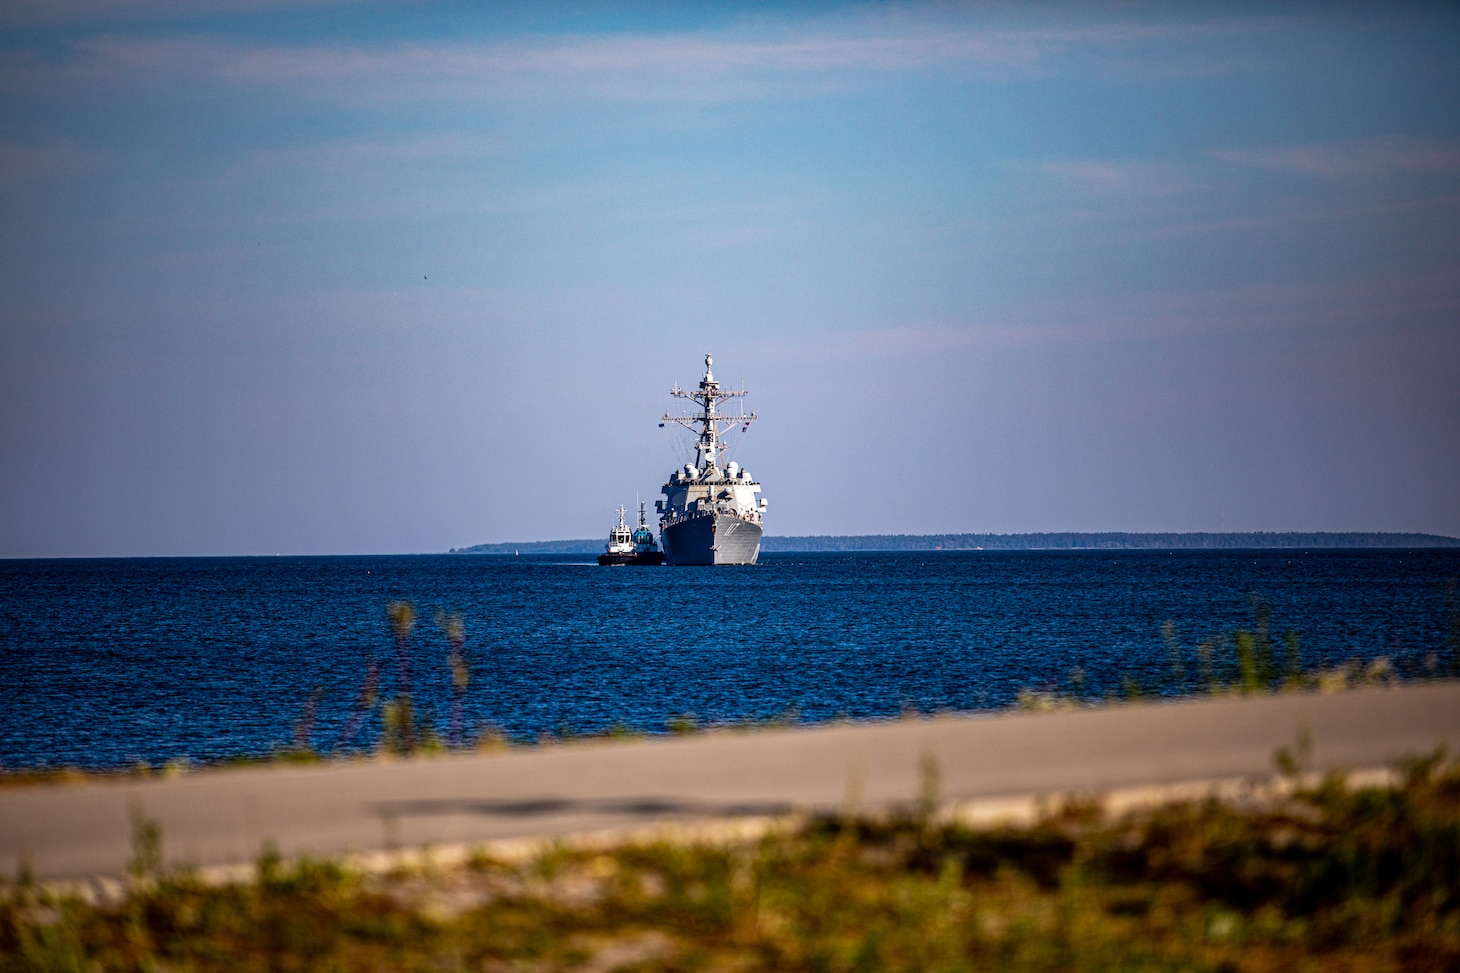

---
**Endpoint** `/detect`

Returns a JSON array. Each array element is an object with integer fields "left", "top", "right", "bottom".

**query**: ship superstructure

[{"left": 656, "top": 354, "right": 766, "bottom": 565}]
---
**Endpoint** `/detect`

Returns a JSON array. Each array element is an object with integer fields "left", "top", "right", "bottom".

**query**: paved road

[{"left": 4, "top": 682, "right": 1458, "bottom": 883}]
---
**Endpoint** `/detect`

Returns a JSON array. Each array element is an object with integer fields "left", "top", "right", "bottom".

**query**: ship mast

[{"left": 662, "top": 353, "right": 755, "bottom": 476}]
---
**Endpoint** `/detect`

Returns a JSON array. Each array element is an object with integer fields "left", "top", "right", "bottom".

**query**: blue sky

[{"left": 2, "top": 1, "right": 1457, "bottom": 556}]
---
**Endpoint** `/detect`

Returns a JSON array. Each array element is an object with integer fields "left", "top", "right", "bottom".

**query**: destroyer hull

[{"left": 661, "top": 515, "right": 762, "bottom": 565}]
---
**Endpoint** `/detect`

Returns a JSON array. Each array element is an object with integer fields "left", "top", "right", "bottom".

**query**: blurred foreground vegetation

[{"left": 5, "top": 755, "right": 1459, "bottom": 972}]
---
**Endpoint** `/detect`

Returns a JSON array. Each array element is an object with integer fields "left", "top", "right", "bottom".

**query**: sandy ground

[{"left": 3, "top": 682, "right": 1458, "bottom": 883}]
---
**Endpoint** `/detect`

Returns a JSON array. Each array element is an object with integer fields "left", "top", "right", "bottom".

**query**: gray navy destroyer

[{"left": 655, "top": 354, "right": 766, "bottom": 565}]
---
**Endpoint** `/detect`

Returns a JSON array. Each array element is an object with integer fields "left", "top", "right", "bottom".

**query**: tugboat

[
  {"left": 597, "top": 503, "right": 666, "bottom": 566},
  {"left": 656, "top": 354, "right": 765, "bottom": 565}
]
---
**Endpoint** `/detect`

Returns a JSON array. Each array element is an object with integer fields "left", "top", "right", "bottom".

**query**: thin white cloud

[
  {"left": 1211, "top": 138, "right": 1460, "bottom": 180},
  {"left": 9, "top": 8, "right": 1293, "bottom": 104},
  {"left": 0, "top": 0, "right": 364, "bottom": 29},
  {"left": 997, "top": 142, "right": 1460, "bottom": 245},
  {"left": 56, "top": 29, "right": 1035, "bottom": 95},
  {"left": 1149, "top": 191, "right": 1460, "bottom": 243},
  {"left": 217, "top": 131, "right": 508, "bottom": 179},
  {"left": 0, "top": 139, "right": 106, "bottom": 185},
  {"left": 1029, "top": 159, "right": 1200, "bottom": 196},
  {"left": 767, "top": 268, "right": 1460, "bottom": 366}
]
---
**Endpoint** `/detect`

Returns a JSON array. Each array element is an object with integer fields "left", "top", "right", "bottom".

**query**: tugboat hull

[
  {"left": 597, "top": 551, "right": 666, "bottom": 566},
  {"left": 662, "top": 515, "right": 762, "bottom": 565}
]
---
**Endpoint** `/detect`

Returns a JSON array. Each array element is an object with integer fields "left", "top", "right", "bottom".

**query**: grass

[
  {"left": 4, "top": 755, "right": 1458, "bottom": 971},
  {"left": 1018, "top": 594, "right": 1457, "bottom": 711},
  {"left": 4, "top": 598, "right": 1458, "bottom": 966}
]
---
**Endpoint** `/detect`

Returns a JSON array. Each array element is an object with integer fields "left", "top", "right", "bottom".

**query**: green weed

[{"left": 6, "top": 757, "right": 1458, "bottom": 971}]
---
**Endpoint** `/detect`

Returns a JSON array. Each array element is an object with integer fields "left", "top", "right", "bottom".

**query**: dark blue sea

[{"left": 2, "top": 551, "right": 1458, "bottom": 769}]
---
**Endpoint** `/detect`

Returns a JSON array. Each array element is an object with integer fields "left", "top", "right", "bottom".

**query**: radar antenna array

[{"left": 660, "top": 353, "right": 756, "bottom": 474}]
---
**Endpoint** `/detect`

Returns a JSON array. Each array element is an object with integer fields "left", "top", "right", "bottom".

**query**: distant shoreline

[{"left": 451, "top": 531, "right": 1460, "bottom": 555}]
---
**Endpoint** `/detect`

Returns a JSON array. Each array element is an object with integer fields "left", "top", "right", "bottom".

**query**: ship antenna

[{"left": 661, "top": 351, "right": 757, "bottom": 477}]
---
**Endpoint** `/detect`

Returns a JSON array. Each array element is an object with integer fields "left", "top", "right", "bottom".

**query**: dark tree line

[{"left": 452, "top": 531, "right": 1459, "bottom": 555}]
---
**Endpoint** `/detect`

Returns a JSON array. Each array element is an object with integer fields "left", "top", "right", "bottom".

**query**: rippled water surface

[{"left": 2, "top": 551, "right": 1457, "bottom": 768}]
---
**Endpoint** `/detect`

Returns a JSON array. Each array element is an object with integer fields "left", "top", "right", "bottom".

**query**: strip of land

[
  {"left": 451, "top": 531, "right": 1460, "bottom": 554},
  {"left": 4, "top": 683, "right": 1458, "bottom": 885}
]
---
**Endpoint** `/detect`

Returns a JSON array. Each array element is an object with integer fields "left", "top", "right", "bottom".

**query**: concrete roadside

[{"left": 3, "top": 682, "right": 1458, "bottom": 884}]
